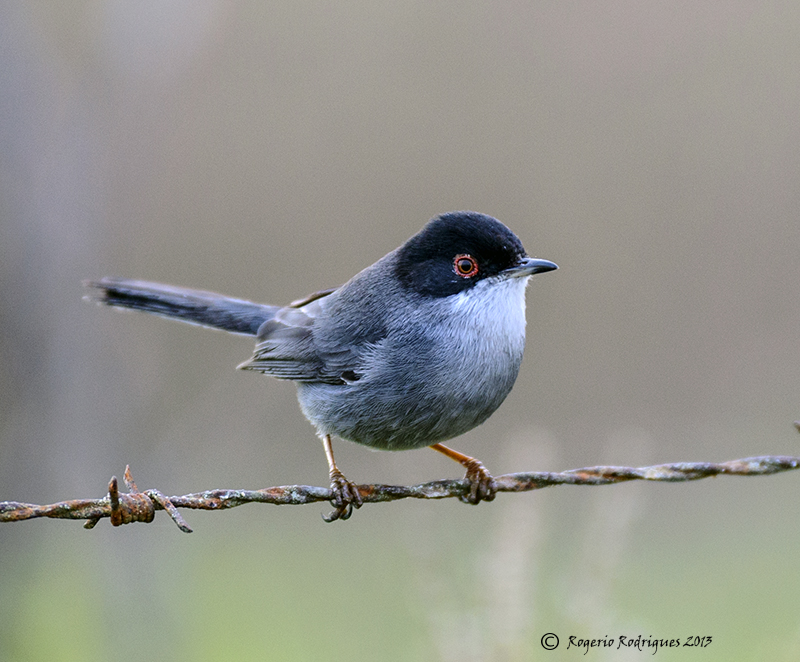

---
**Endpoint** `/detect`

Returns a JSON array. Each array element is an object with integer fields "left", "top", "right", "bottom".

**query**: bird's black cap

[{"left": 395, "top": 211, "right": 533, "bottom": 298}]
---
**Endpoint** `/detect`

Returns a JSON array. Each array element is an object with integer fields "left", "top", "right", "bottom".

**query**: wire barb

[{"left": 1, "top": 455, "right": 798, "bottom": 533}]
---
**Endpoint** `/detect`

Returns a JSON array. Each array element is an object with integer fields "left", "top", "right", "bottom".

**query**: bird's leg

[
  {"left": 321, "top": 434, "right": 363, "bottom": 522},
  {"left": 430, "top": 443, "right": 497, "bottom": 504}
]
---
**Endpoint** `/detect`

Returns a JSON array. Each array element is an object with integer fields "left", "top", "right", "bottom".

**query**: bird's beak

[{"left": 502, "top": 257, "right": 558, "bottom": 279}]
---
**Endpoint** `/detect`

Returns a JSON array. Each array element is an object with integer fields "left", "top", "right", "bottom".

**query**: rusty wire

[{"left": 1, "top": 454, "right": 798, "bottom": 533}]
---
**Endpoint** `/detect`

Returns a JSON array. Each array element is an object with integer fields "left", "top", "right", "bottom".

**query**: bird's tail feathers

[{"left": 84, "top": 277, "right": 277, "bottom": 336}]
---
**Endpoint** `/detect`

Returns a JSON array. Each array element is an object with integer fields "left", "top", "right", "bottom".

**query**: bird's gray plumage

[{"left": 244, "top": 251, "right": 528, "bottom": 450}]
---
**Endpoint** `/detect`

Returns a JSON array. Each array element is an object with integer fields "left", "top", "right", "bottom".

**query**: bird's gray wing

[
  {"left": 237, "top": 290, "right": 350, "bottom": 384},
  {"left": 238, "top": 270, "right": 392, "bottom": 384}
]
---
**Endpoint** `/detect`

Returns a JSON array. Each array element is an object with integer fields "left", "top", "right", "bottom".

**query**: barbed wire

[{"left": 1, "top": 453, "right": 798, "bottom": 533}]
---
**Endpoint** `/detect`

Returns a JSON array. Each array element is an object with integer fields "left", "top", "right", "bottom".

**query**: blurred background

[{"left": 1, "top": 1, "right": 799, "bottom": 660}]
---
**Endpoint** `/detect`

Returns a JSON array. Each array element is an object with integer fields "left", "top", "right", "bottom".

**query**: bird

[{"left": 85, "top": 211, "right": 557, "bottom": 521}]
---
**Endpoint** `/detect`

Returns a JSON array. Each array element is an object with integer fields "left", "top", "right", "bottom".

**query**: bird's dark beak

[{"left": 502, "top": 257, "right": 558, "bottom": 279}]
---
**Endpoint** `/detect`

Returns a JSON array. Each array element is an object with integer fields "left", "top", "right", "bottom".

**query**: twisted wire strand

[{"left": 1, "top": 455, "right": 797, "bottom": 533}]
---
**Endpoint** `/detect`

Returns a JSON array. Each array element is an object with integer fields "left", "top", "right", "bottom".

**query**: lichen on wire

[{"left": 1, "top": 453, "right": 798, "bottom": 533}]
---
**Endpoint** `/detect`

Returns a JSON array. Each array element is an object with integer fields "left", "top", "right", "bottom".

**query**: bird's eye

[{"left": 454, "top": 254, "right": 479, "bottom": 278}]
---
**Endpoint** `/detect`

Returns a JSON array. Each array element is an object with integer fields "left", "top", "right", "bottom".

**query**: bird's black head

[{"left": 395, "top": 211, "right": 533, "bottom": 298}]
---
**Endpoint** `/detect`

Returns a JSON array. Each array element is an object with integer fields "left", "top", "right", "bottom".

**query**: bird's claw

[
  {"left": 322, "top": 470, "right": 363, "bottom": 522},
  {"left": 459, "top": 459, "right": 497, "bottom": 504}
]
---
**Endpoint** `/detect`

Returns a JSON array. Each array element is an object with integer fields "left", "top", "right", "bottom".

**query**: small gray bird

[{"left": 85, "top": 211, "right": 557, "bottom": 520}]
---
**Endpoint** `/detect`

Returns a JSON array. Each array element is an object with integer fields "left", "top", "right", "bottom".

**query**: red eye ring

[{"left": 454, "top": 254, "right": 479, "bottom": 278}]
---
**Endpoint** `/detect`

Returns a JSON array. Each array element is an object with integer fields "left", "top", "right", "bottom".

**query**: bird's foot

[
  {"left": 323, "top": 469, "right": 363, "bottom": 522},
  {"left": 459, "top": 458, "right": 497, "bottom": 505}
]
